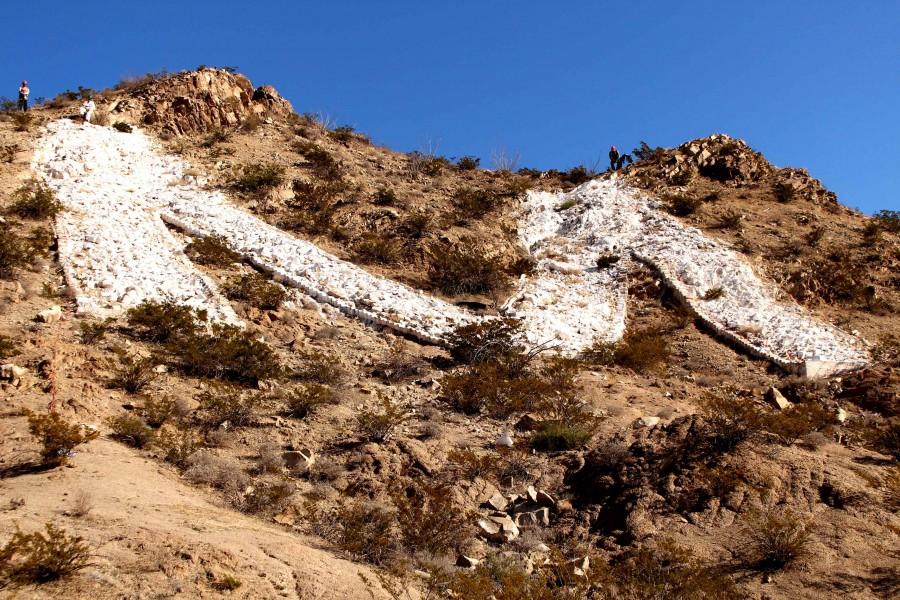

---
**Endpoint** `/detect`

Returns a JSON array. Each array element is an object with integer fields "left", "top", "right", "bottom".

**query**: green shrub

[
  {"left": 127, "top": 301, "right": 202, "bottom": 343},
  {"left": 153, "top": 428, "right": 201, "bottom": 468},
  {"left": 211, "top": 574, "right": 242, "bottom": 591},
  {"left": 200, "top": 129, "right": 231, "bottom": 148},
  {"left": 774, "top": 181, "right": 796, "bottom": 203},
  {"left": 167, "top": 322, "right": 282, "bottom": 383},
  {"left": 8, "top": 181, "right": 62, "bottom": 219},
  {"left": 25, "top": 411, "right": 98, "bottom": 465},
  {"left": 428, "top": 241, "right": 506, "bottom": 295},
  {"left": 224, "top": 272, "right": 285, "bottom": 309},
  {"left": 142, "top": 396, "right": 176, "bottom": 427},
  {"left": 285, "top": 384, "right": 334, "bottom": 418},
  {"left": 700, "top": 392, "right": 765, "bottom": 452},
  {"left": 712, "top": 210, "right": 743, "bottom": 230},
  {"left": 78, "top": 319, "right": 110, "bottom": 345},
  {"left": 372, "top": 187, "right": 397, "bottom": 206},
  {"left": 183, "top": 235, "right": 241, "bottom": 266},
  {"left": 664, "top": 193, "right": 703, "bottom": 217},
  {"left": 329, "top": 125, "right": 367, "bottom": 145},
  {"left": 294, "top": 350, "right": 345, "bottom": 385},
  {"left": 448, "top": 318, "right": 523, "bottom": 364},
  {"left": 764, "top": 401, "right": 838, "bottom": 446},
  {"left": 0, "top": 335, "right": 18, "bottom": 359},
  {"left": 871, "top": 210, "right": 900, "bottom": 234},
  {"left": 408, "top": 151, "right": 449, "bottom": 177},
  {"left": 294, "top": 142, "right": 345, "bottom": 181},
  {"left": 108, "top": 413, "right": 155, "bottom": 448},
  {"left": 454, "top": 187, "right": 500, "bottom": 219},
  {"left": 398, "top": 213, "right": 431, "bottom": 238},
  {"left": 0, "top": 225, "right": 31, "bottom": 279},
  {"left": 239, "top": 479, "right": 294, "bottom": 514},
  {"left": 356, "top": 396, "right": 408, "bottom": 442},
  {"left": 333, "top": 502, "right": 397, "bottom": 565},
  {"left": 232, "top": 163, "right": 285, "bottom": 194},
  {"left": 585, "top": 327, "right": 670, "bottom": 374},
  {"left": 0, "top": 524, "right": 91, "bottom": 586},
  {"left": 391, "top": 482, "right": 471, "bottom": 556},
  {"left": 353, "top": 232, "right": 401, "bottom": 265},
  {"left": 529, "top": 421, "right": 591, "bottom": 451},
  {"left": 740, "top": 509, "right": 812, "bottom": 571},
  {"left": 702, "top": 287, "right": 725, "bottom": 300},
  {"left": 198, "top": 385, "right": 255, "bottom": 428},
  {"left": 108, "top": 354, "right": 156, "bottom": 394},
  {"left": 632, "top": 141, "right": 666, "bottom": 162},
  {"left": 455, "top": 155, "right": 480, "bottom": 170}
]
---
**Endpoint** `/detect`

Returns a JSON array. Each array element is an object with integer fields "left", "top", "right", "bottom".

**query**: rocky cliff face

[{"left": 104, "top": 68, "right": 294, "bottom": 135}]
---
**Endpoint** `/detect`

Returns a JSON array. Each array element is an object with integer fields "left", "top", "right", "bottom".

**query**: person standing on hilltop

[
  {"left": 609, "top": 145, "right": 620, "bottom": 171},
  {"left": 80, "top": 97, "right": 96, "bottom": 123},
  {"left": 17, "top": 80, "right": 29, "bottom": 112}
]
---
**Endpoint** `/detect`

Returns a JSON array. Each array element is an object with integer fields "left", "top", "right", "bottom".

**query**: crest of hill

[{"left": 104, "top": 67, "right": 293, "bottom": 136}]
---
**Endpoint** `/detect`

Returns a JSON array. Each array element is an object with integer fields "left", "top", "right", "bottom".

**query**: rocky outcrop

[{"left": 105, "top": 68, "right": 293, "bottom": 136}]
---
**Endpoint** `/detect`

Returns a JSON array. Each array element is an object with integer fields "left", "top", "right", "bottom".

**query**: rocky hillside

[{"left": 0, "top": 69, "right": 897, "bottom": 599}]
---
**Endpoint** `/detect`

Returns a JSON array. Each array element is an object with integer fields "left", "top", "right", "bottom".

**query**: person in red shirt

[{"left": 18, "top": 80, "right": 30, "bottom": 112}]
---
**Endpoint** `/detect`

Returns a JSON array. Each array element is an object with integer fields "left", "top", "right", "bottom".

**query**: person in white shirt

[
  {"left": 18, "top": 80, "right": 29, "bottom": 112},
  {"left": 80, "top": 97, "right": 96, "bottom": 123}
]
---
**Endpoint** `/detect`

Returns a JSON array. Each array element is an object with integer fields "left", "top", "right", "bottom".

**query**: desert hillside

[{"left": 1, "top": 68, "right": 897, "bottom": 599}]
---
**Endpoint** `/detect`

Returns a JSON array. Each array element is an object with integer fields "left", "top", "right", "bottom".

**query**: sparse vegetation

[
  {"left": 108, "top": 354, "right": 156, "bottom": 394},
  {"left": 700, "top": 392, "right": 765, "bottom": 452},
  {"left": 391, "top": 482, "right": 471, "bottom": 556},
  {"left": 112, "top": 121, "right": 133, "bottom": 133},
  {"left": 183, "top": 235, "right": 241, "bottom": 266},
  {"left": 583, "top": 327, "right": 670, "bottom": 374},
  {"left": 142, "top": 395, "right": 176, "bottom": 428},
  {"left": 224, "top": 272, "right": 285, "bottom": 309},
  {"left": 108, "top": 413, "right": 155, "bottom": 448},
  {"left": 372, "top": 187, "right": 397, "bottom": 206},
  {"left": 428, "top": 241, "right": 506, "bottom": 295},
  {"left": 0, "top": 335, "right": 18, "bottom": 359},
  {"left": 127, "top": 301, "right": 202, "bottom": 343},
  {"left": 285, "top": 384, "right": 334, "bottom": 419},
  {"left": 453, "top": 187, "right": 500, "bottom": 219},
  {"left": 168, "top": 322, "right": 282, "bottom": 383},
  {"left": 294, "top": 350, "right": 345, "bottom": 384},
  {"left": 0, "top": 524, "right": 92, "bottom": 586},
  {"left": 198, "top": 385, "right": 255, "bottom": 428},
  {"left": 25, "top": 411, "right": 98, "bottom": 466},
  {"left": 353, "top": 232, "right": 401, "bottom": 265},
  {"left": 664, "top": 193, "right": 703, "bottom": 217},
  {"left": 0, "top": 224, "right": 30, "bottom": 279},
  {"left": 232, "top": 163, "right": 285, "bottom": 195},
  {"left": 702, "top": 286, "right": 725, "bottom": 300},
  {"left": 740, "top": 509, "right": 812, "bottom": 571},
  {"left": 8, "top": 181, "right": 62, "bottom": 219},
  {"left": 356, "top": 396, "right": 408, "bottom": 442},
  {"left": 455, "top": 155, "right": 480, "bottom": 170},
  {"left": 78, "top": 319, "right": 110, "bottom": 345}
]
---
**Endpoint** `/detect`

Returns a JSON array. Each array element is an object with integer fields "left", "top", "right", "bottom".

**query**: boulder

[
  {"left": 766, "top": 387, "right": 791, "bottom": 410},
  {"left": 1, "top": 363, "right": 27, "bottom": 386},
  {"left": 37, "top": 305, "right": 62, "bottom": 323},
  {"left": 484, "top": 492, "right": 508, "bottom": 512},
  {"left": 635, "top": 416, "right": 660, "bottom": 428},
  {"left": 455, "top": 555, "right": 481, "bottom": 568}
]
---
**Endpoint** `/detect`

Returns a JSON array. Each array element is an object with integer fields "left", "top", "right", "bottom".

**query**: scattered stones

[
  {"left": 636, "top": 416, "right": 661, "bottom": 428},
  {"left": 1, "top": 364, "right": 27, "bottom": 387},
  {"left": 484, "top": 493, "right": 508, "bottom": 512}
]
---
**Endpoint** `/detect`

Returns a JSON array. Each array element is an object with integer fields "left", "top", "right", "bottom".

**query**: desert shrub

[
  {"left": 0, "top": 335, "right": 18, "bottom": 359},
  {"left": 232, "top": 163, "right": 285, "bottom": 194},
  {"left": 224, "top": 272, "right": 285, "bottom": 309},
  {"left": 353, "top": 232, "right": 401, "bottom": 265},
  {"left": 872, "top": 209, "right": 900, "bottom": 234},
  {"left": 168, "top": 322, "right": 282, "bottom": 383},
  {"left": 356, "top": 395, "right": 408, "bottom": 442},
  {"left": 600, "top": 539, "right": 742, "bottom": 600},
  {"left": 8, "top": 181, "right": 62, "bottom": 219},
  {"left": 884, "top": 467, "right": 900, "bottom": 511},
  {"left": 871, "top": 421, "right": 900, "bottom": 459},
  {"left": 329, "top": 125, "right": 368, "bottom": 145},
  {"left": 739, "top": 509, "right": 812, "bottom": 571},
  {"left": 108, "top": 354, "right": 156, "bottom": 394},
  {"left": 376, "top": 345, "right": 425, "bottom": 385},
  {"left": 197, "top": 385, "right": 255, "bottom": 428},
  {"left": 0, "top": 224, "right": 30, "bottom": 279},
  {"left": 702, "top": 286, "right": 725, "bottom": 300},
  {"left": 183, "top": 235, "right": 241, "bottom": 266},
  {"left": 529, "top": 422, "right": 591, "bottom": 451},
  {"left": 210, "top": 574, "right": 242, "bottom": 591},
  {"left": 27, "top": 226, "right": 54, "bottom": 256},
  {"left": 184, "top": 452, "right": 250, "bottom": 493},
  {"left": 391, "top": 482, "right": 471, "bottom": 556},
  {"left": 25, "top": 411, "right": 98, "bottom": 466},
  {"left": 239, "top": 479, "right": 294, "bottom": 514},
  {"left": 456, "top": 155, "right": 480, "bottom": 170},
  {"left": 11, "top": 112, "right": 34, "bottom": 132},
  {"left": 255, "top": 442, "right": 285, "bottom": 474},
  {"left": 764, "top": 401, "right": 838, "bottom": 446},
  {"left": 805, "top": 226, "right": 826, "bottom": 246},
  {"left": 200, "top": 129, "right": 231, "bottom": 148},
  {"left": 142, "top": 396, "right": 175, "bottom": 427},
  {"left": 562, "top": 165, "right": 593, "bottom": 186},
  {"left": 78, "top": 319, "right": 110, "bottom": 345},
  {"left": 664, "top": 193, "right": 703, "bottom": 217},
  {"left": 632, "top": 141, "right": 667, "bottom": 162},
  {"left": 699, "top": 392, "right": 765, "bottom": 452},
  {"left": 454, "top": 187, "right": 500, "bottom": 219},
  {"left": 0, "top": 524, "right": 91, "bottom": 586},
  {"left": 399, "top": 213, "right": 431, "bottom": 238},
  {"left": 428, "top": 241, "right": 506, "bottom": 295},
  {"left": 712, "top": 210, "right": 742, "bottom": 230},
  {"left": 408, "top": 151, "right": 449, "bottom": 177},
  {"left": 372, "top": 187, "right": 397, "bottom": 206},
  {"left": 108, "top": 413, "right": 155, "bottom": 448},
  {"left": 112, "top": 122, "right": 133, "bottom": 133},
  {"left": 285, "top": 384, "right": 334, "bottom": 418},
  {"left": 294, "top": 142, "right": 345, "bottom": 181},
  {"left": 447, "top": 318, "right": 523, "bottom": 365},
  {"left": 332, "top": 502, "right": 398, "bottom": 565},
  {"left": 126, "top": 301, "right": 201, "bottom": 343},
  {"left": 558, "top": 199, "right": 578, "bottom": 211},
  {"left": 589, "top": 326, "right": 670, "bottom": 374},
  {"left": 294, "top": 350, "right": 345, "bottom": 384},
  {"left": 154, "top": 428, "right": 201, "bottom": 468}
]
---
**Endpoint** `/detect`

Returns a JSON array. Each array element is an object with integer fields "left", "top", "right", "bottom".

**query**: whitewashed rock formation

[{"left": 31, "top": 120, "right": 868, "bottom": 377}]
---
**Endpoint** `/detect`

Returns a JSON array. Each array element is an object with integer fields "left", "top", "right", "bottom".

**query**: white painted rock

[{"left": 37, "top": 305, "right": 62, "bottom": 323}]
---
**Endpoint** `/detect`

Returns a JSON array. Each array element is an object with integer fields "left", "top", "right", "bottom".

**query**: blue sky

[{"left": 3, "top": 1, "right": 897, "bottom": 213}]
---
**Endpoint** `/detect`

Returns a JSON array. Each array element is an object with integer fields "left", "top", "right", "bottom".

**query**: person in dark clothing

[
  {"left": 609, "top": 145, "right": 620, "bottom": 171},
  {"left": 17, "top": 81, "right": 29, "bottom": 112}
]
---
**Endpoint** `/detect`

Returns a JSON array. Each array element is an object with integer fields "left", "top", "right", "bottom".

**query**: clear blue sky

[{"left": 3, "top": 1, "right": 897, "bottom": 213}]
